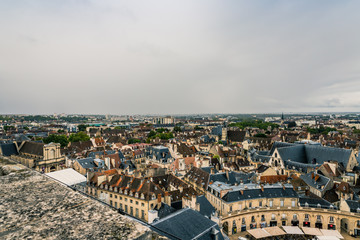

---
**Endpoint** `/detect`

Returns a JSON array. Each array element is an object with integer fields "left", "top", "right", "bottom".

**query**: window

[
  {"left": 229, "top": 206, "right": 232, "bottom": 212},
  {"left": 280, "top": 199, "right": 284, "bottom": 207},
  {"left": 151, "top": 203, "right": 154, "bottom": 208},
  {"left": 110, "top": 200, "right": 113, "bottom": 206},
  {"left": 271, "top": 214, "right": 275, "bottom": 220},
  {"left": 282, "top": 214, "right": 286, "bottom": 219},
  {"left": 293, "top": 214, "right": 297, "bottom": 220},
  {"left": 130, "top": 206, "right": 133, "bottom": 215},
  {"left": 292, "top": 200, "right": 296, "bottom": 207},
  {"left": 330, "top": 216, "right": 334, "bottom": 223},
  {"left": 130, "top": 199, "right": 133, "bottom": 203},
  {"left": 305, "top": 214, "right": 309, "bottom": 220},
  {"left": 110, "top": 194, "right": 113, "bottom": 198},
  {"left": 269, "top": 200, "right": 273, "bottom": 207},
  {"left": 125, "top": 198, "right": 128, "bottom": 202},
  {"left": 120, "top": 203, "right": 123, "bottom": 209},
  {"left": 249, "top": 202, "right": 252, "bottom": 208},
  {"left": 141, "top": 203, "right": 144, "bottom": 207},
  {"left": 259, "top": 201, "right": 262, "bottom": 207},
  {"left": 125, "top": 205, "right": 128, "bottom": 212},
  {"left": 115, "top": 195, "right": 117, "bottom": 199},
  {"left": 136, "top": 201, "right": 139, "bottom": 205},
  {"left": 141, "top": 210, "right": 145, "bottom": 219},
  {"left": 120, "top": 196, "right": 122, "bottom": 200},
  {"left": 317, "top": 215, "right": 321, "bottom": 222},
  {"left": 136, "top": 208, "right": 139, "bottom": 217},
  {"left": 251, "top": 216, "right": 255, "bottom": 222},
  {"left": 115, "top": 202, "right": 117, "bottom": 208},
  {"left": 261, "top": 215, "right": 265, "bottom": 221},
  {"left": 242, "top": 218, "right": 246, "bottom": 224}
]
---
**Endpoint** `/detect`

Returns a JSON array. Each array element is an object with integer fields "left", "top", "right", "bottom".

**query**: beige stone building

[{"left": 12, "top": 141, "right": 65, "bottom": 173}]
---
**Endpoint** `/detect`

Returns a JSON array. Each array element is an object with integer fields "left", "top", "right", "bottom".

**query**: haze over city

[{"left": 1, "top": 0, "right": 360, "bottom": 115}]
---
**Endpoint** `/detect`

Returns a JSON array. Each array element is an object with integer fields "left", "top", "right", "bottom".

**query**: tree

[
  {"left": 148, "top": 130, "right": 157, "bottom": 138},
  {"left": 69, "top": 131, "right": 90, "bottom": 142},
  {"left": 43, "top": 134, "right": 69, "bottom": 147},
  {"left": 194, "top": 125, "right": 203, "bottom": 130},
  {"left": 173, "top": 126, "right": 182, "bottom": 132},
  {"left": 254, "top": 133, "right": 267, "bottom": 138},
  {"left": 213, "top": 155, "right": 220, "bottom": 160},
  {"left": 128, "top": 138, "right": 141, "bottom": 144},
  {"left": 77, "top": 124, "right": 89, "bottom": 132},
  {"left": 58, "top": 129, "right": 65, "bottom": 133}
]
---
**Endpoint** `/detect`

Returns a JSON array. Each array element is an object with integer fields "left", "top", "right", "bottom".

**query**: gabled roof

[
  {"left": 345, "top": 200, "right": 360, "bottom": 212},
  {"left": 196, "top": 195, "right": 215, "bottom": 218},
  {"left": 227, "top": 130, "right": 246, "bottom": 142},
  {"left": 0, "top": 143, "right": 18, "bottom": 156},
  {"left": 151, "top": 208, "right": 223, "bottom": 240},
  {"left": 300, "top": 172, "right": 331, "bottom": 192},
  {"left": 76, "top": 158, "right": 98, "bottom": 169},
  {"left": 222, "top": 186, "right": 298, "bottom": 203},
  {"left": 19, "top": 141, "right": 44, "bottom": 156}
]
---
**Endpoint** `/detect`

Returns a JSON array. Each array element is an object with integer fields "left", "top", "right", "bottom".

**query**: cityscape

[
  {"left": 1, "top": 113, "right": 360, "bottom": 239},
  {"left": 1, "top": 1, "right": 360, "bottom": 240}
]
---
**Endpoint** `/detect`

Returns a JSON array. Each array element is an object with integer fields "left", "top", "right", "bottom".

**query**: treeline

[
  {"left": 229, "top": 120, "right": 279, "bottom": 130},
  {"left": 43, "top": 132, "right": 90, "bottom": 147}
]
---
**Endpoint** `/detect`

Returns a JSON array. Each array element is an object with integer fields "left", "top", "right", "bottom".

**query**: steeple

[{"left": 281, "top": 112, "right": 284, "bottom": 120}]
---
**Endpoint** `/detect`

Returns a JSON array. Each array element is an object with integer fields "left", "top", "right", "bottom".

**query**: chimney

[
  {"left": 311, "top": 172, "right": 315, "bottom": 179},
  {"left": 261, "top": 186, "right": 264, "bottom": 192},
  {"left": 225, "top": 169, "right": 229, "bottom": 180},
  {"left": 157, "top": 193, "right": 162, "bottom": 208},
  {"left": 164, "top": 192, "right": 171, "bottom": 205}
]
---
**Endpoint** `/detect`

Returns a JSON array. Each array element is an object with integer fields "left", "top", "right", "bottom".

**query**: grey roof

[
  {"left": 278, "top": 144, "right": 353, "bottom": 169},
  {"left": 154, "top": 202, "right": 177, "bottom": 219},
  {"left": 269, "top": 141, "right": 295, "bottom": 155},
  {"left": 0, "top": 143, "right": 18, "bottom": 156},
  {"left": 196, "top": 195, "right": 215, "bottom": 218},
  {"left": 345, "top": 200, "right": 360, "bottom": 213},
  {"left": 151, "top": 208, "right": 223, "bottom": 240},
  {"left": 76, "top": 158, "right": 97, "bottom": 169},
  {"left": 209, "top": 172, "right": 238, "bottom": 185},
  {"left": 299, "top": 196, "right": 336, "bottom": 209},
  {"left": 300, "top": 172, "right": 331, "bottom": 193},
  {"left": 222, "top": 185, "right": 298, "bottom": 203}
]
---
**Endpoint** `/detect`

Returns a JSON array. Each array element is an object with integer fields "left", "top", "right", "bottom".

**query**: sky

[{"left": 0, "top": 0, "right": 360, "bottom": 115}]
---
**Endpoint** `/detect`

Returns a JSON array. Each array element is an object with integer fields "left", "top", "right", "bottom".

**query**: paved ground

[{"left": 0, "top": 157, "right": 160, "bottom": 240}]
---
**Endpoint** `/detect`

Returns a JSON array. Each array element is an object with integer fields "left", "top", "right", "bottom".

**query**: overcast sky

[{"left": 0, "top": 0, "right": 360, "bottom": 115}]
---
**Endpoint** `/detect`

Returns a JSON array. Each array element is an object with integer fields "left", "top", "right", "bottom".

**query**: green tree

[
  {"left": 77, "top": 124, "right": 89, "bottom": 132},
  {"left": 69, "top": 131, "right": 90, "bottom": 142},
  {"left": 173, "top": 126, "right": 182, "bottom": 132},
  {"left": 254, "top": 133, "right": 267, "bottom": 138},
  {"left": 213, "top": 155, "right": 220, "bottom": 160},
  {"left": 128, "top": 138, "right": 141, "bottom": 144},
  {"left": 43, "top": 134, "right": 69, "bottom": 147}
]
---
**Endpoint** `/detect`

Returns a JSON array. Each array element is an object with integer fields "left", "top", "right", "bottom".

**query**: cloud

[{"left": 0, "top": 0, "right": 360, "bottom": 114}]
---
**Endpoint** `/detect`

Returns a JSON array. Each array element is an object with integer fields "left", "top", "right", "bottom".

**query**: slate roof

[
  {"left": 151, "top": 208, "right": 223, "bottom": 240},
  {"left": 227, "top": 130, "right": 246, "bottom": 142},
  {"left": 222, "top": 185, "right": 298, "bottom": 203},
  {"left": 19, "top": 141, "right": 44, "bottom": 156},
  {"left": 154, "top": 202, "right": 177, "bottom": 219},
  {"left": 76, "top": 158, "right": 98, "bottom": 169},
  {"left": 299, "top": 196, "right": 336, "bottom": 209},
  {"left": 345, "top": 200, "right": 360, "bottom": 213},
  {"left": 300, "top": 172, "right": 331, "bottom": 193},
  {"left": 0, "top": 143, "right": 18, "bottom": 156},
  {"left": 278, "top": 144, "right": 353, "bottom": 170},
  {"left": 196, "top": 195, "right": 215, "bottom": 218}
]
